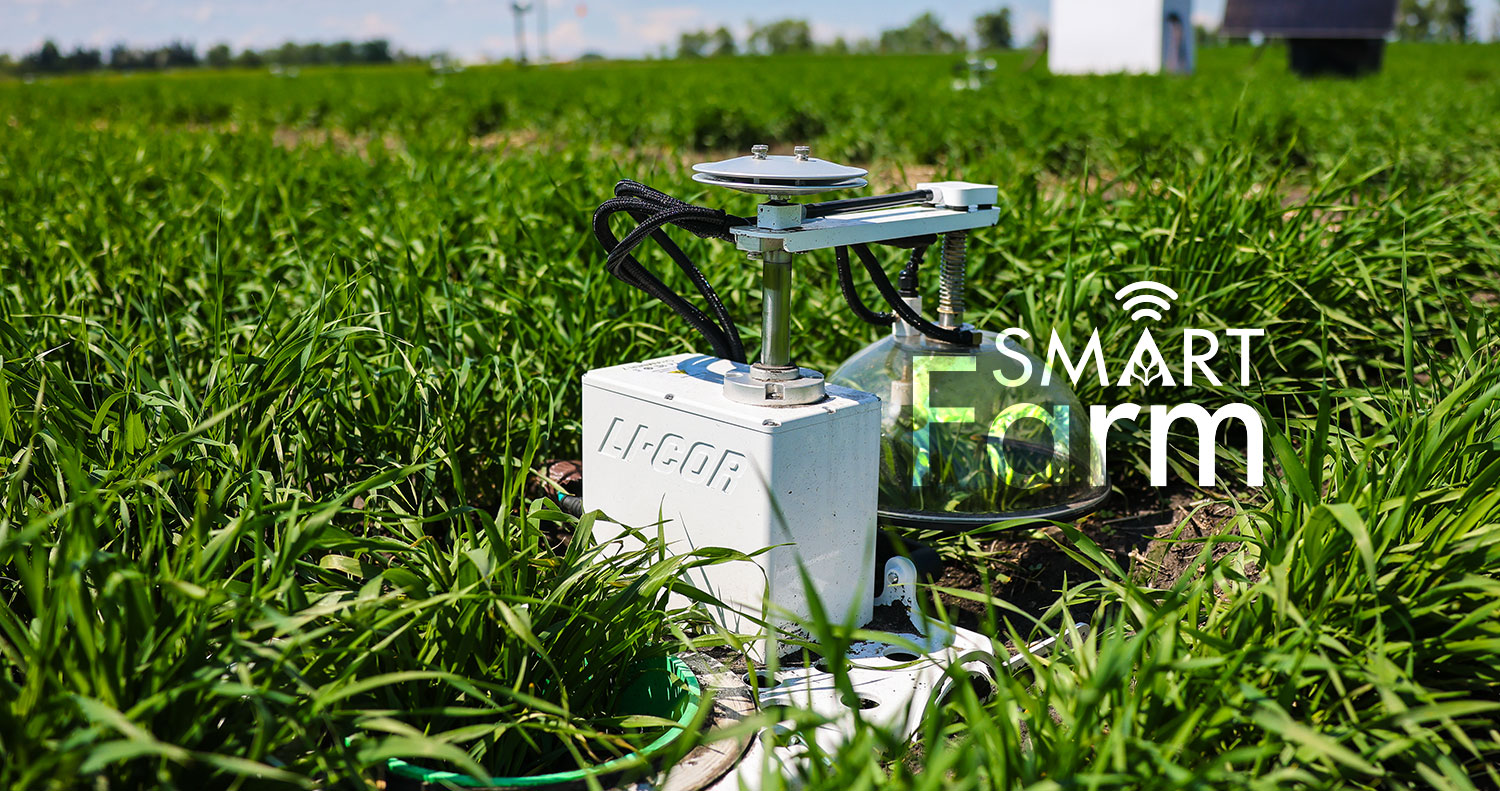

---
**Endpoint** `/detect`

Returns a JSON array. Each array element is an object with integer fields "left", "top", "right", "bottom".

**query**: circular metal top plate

[
  {"left": 691, "top": 172, "right": 869, "bottom": 196},
  {"left": 694, "top": 153, "right": 868, "bottom": 184}
]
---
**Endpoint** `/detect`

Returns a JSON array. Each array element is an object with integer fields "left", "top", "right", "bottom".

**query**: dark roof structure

[{"left": 1221, "top": 0, "right": 1399, "bottom": 38}]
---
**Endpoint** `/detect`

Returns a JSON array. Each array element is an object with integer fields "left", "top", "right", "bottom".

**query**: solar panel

[{"left": 1220, "top": 0, "right": 1399, "bottom": 38}]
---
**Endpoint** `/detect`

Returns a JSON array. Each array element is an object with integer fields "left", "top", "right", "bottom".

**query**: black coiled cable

[
  {"left": 593, "top": 180, "right": 974, "bottom": 356},
  {"left": 834, "top": 242, "right": 932, "bottom": 327},
  {"left": 592, "top": 180, "right": 751, "bottom": 362},
  {"left": 835, "top": 245, "right": 896, "bottom": 327},
  {"left": 841, "top": 243, "right": 976, "bottom": 346}
]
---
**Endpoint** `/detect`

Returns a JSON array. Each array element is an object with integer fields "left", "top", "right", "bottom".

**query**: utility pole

[
  {"left": 511, "top": 1, "right": 531, "bottom": 64},
  {"left": 536, "top": 0, "right": 548, "bottom": 62}
]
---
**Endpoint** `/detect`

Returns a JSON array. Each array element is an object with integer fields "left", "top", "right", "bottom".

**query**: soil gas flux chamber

[{"left": 572, "top": 146, "right": 1101, "bottom": 789}]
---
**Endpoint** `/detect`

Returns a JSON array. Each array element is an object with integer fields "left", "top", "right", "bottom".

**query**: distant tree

[
  {"left": 153, "top": 41, "right": 198, "bottom": 68},
  {"left": 975, "top": 8, "right": 1014, "bottom": 50},
  {"left": 1400, "top": 0, "right": 1472, "bottom": 40},
  {"left": 709, "top": 26, "right": 736, "bottom": 56},
  {"left": 678, "top": 30, "right": 711, "bottom": 58},
  {"left": 879, "top": 12, "right": 962, "bottom": 53},
  {"left": 109, "top": 44, "right": 140, "bottom": 70},
  {"left": 271, "top": 42, "right": 301, "bottom": 65},
  {"left": 748, "top": 19, "right": 814, "bottom": 54},
  {"left": 21, "top": 40, "right": 65, "bottom": 73},
  {"left": 63, "top": 46, "right": 103, "bottom": 71},
  {"left": 825, "top": 36, "right": 850, "bottom": 54},
  {"left": 1438, "top": 0, "right": 1472, "bottom": 40},
  {"left": 17, "top": 36, "right": 410, "bottom": 75},
  {"left": 1399, "top": 0, "right": 1436, "bottom": 38},
  {"left": 676, "top": 26, "right": 737, "bottom": 57},
  {"left": 235, "top": 48, "right": 264, "bottom": 68},
  {"left": 206, "top": 43, "right": 232, "bottom": 68},
  {"left": 0, "top": 53, "right": 14, "bottom": 74},
  {"left": 359, "top": 39, "right": 393, "bottom": 63},
  {"left": 329, "top": 40, "right": 356, "bottom": 64}
]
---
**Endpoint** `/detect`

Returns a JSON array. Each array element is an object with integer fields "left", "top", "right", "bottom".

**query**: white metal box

[
  {"left": 583, "top": 354, "right": 879, "bottom": 644},
  {"left": 1049, "top": 0, "right": 1195, "bottom": 75}
]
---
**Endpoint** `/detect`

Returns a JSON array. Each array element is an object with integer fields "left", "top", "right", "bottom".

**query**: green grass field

[{"left": 2, "top": 45, "right": 1499, "bottom": 788}]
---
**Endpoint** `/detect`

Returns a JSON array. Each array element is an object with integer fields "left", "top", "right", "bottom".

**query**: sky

[{"left": 2, "top": 0, "right": 1497, "bottom": 62}]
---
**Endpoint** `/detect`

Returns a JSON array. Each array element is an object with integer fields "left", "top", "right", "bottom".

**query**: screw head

[
  {"left": 751, "top": 144, "right": 769, "bottom": 159},
  {"left": 794, "top": 145, "right": 811, "bottom": 161},
  {"left": 887, "top": 571, "right": 901, "bottom": 586}
]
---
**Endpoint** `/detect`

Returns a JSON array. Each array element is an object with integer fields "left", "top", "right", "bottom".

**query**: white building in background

[{"left": 1048, "top": 0, "right": 1195, "bottom": 75}]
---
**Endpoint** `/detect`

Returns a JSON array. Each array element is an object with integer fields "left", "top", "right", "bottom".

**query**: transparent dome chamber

[{"left": 833, "top": 328, "right": 1109, "bottom": 530}]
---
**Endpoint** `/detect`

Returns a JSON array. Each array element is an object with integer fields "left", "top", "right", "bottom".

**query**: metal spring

[{"left": 938, "top": 231, "right": 968, "bottom": 324}]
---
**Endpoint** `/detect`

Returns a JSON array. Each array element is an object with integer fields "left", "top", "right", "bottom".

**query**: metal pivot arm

[
  {"left": 803, "top": 189, "right": 936, "bottom": 220},
  {"left": 731, "top": 181, "right": 999, "bottom": 255},
  {"left": 689, "top": 147, "right": 1001, "bottom": 403}
]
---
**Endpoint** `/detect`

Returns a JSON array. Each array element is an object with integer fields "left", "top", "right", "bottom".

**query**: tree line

[
  {"left": 0, "top": 39, "right": 428, "bottom": 76},
  {"left": 677, "top": 10, "right": 1018, "bottom": 58},
  {"left": 1396, "top": 0, "right": 1477, "bottom": 41},
  {"left": 678, "top": 3, "right": 1485, "bottom": 59},
  {"left": 2, "top": 2, "right": 1483, "bottom": 77}
]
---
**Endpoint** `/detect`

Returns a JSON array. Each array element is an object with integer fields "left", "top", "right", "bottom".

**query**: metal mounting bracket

[{"left": 731, "top": 203, "right": 999, "bottom": 254}]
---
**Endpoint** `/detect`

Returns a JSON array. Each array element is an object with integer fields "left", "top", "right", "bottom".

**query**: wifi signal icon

[{"left": 1114, "top": 280, "right": 1178, "bottom": 322}]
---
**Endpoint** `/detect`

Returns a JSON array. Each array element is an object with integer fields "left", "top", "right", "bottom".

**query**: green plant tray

[{"left": 386, "top": 655, "right": 702, "bottom": 788}]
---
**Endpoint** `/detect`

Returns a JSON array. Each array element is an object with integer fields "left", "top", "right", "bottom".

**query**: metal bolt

[
  {"left": 664, "top": 393, "right": 674, "bottom": 400},
  {"left": 793, "top": 145, "right": 810, "bottom": 161},
  {"left": 887, "top": 571, "right": 900, "bottom": 586},
  {"left": 751, "top": 144, "right": 769, "bottom": 159},
  {"left": 762, "top": 418, "right": 780, "bottom": 427}
]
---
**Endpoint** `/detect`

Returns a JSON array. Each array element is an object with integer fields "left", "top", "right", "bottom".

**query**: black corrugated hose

[
  {"left": 843, "top": 242, "right": 976, "bottom": 346},
  {"left": 594, "top": 180, "right": 973, "bottom": 356},
  {"left": 592, "top": 180, "right": 752, "bottom": 363}
]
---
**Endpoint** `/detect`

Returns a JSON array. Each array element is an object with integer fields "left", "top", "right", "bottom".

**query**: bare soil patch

[{"left": 930, "top": 472, "right": 1244, "bottom": 632}]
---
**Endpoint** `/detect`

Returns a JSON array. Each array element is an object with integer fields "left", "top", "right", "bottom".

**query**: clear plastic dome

[{"left": 831, "top": 326, "right": 1109, "bottom": 529}]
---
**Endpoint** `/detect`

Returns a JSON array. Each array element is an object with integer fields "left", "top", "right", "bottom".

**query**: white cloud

[
  {"left": 357, "top": 12, "right": 397, "bottom": 38},
  {"left": 810, "top": 20, "right": 871, "bottom": 46},
  {"left": 544, "top": 18, "right": 586, "bottom": 55},
  {"left": 84, "top": 26, "right": 114, "bottom": 46},
  {"left": 232, "top": 24, "right": 272, "bottom": 51},
  {"left": 465, "top": 33, "right": 509, "bottom": 61},
  {"left": 1013, "top": 7, "right": 1047, "bottom": 43},
  {"left": 610, "top": 5, "right": 704, "bottom": 50},
  {"left": 315, "top": 11, "right": 397, "bottom": 40}
]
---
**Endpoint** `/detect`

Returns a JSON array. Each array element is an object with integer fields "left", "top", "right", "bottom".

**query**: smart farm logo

[{"left": 910, "top": 281, "right": 1265, "bottom": 494}]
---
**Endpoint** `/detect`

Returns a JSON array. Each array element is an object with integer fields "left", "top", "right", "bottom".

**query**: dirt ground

[{"left": 926, "top": 469, "right": 1245, "bottom": 633}]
